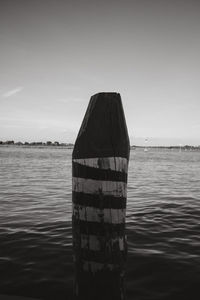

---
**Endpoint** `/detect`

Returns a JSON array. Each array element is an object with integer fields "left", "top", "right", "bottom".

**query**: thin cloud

[
  {"left": 2, "top": 86, "right": 24, "bottom": 98},
  {"left": 58, "top": 97, "right": 85, "bottom": 103}
]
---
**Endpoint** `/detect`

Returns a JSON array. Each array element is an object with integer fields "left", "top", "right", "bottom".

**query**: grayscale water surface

[{"left": 0, "top": 146, "right": 200, "bottom": 299}]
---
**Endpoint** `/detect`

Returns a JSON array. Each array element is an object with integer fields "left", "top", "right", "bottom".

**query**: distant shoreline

[
  {"left": 130, "top": 145, "right": 200, "bottom": 150},
  {"left": 0, "top": 141, "right": 200, "bottom": 150},
  {"left": 0, "top": 141, "right": 74, "bottom": 148}
]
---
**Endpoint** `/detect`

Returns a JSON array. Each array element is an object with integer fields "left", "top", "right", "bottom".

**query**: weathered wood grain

[
  {"left": 72, "top": 177, "right": 127, "bottom": 197},
  {"left": 73, "top": 157, "right": 128, "bottom": 172},
  {"left": 80, "top": 234, "right": 125, "bottom": 251},
  {"left": 73, "top": 204, "right": 126, "bottom": 224}
]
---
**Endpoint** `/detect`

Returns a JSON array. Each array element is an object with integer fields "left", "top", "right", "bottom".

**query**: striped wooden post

[{"left": 72, "top": 92, "right": 130, "bottom": 300}]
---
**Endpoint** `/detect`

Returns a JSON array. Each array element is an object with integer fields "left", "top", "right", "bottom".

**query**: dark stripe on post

[
  {"left": 73, "top": 162, "right": 127, "bottom": 182},
  {"left": 72, "top": 217, "right": 125, "bottom": 236},
  {"left": 73, "top": 192, "right": 127, "bottom": 209}
]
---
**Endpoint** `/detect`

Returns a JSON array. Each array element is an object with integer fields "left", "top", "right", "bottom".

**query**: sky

[{"left": 0, "top": 0, "right": 200, "bottom": 146}]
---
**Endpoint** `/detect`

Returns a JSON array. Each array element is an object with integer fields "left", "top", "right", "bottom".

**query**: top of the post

[{"left": 72, "top": 92, "right": 130, "bottom": 159}]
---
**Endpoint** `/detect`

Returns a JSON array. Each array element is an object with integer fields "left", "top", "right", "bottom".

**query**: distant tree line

[
  {"left": 0, "top": 140, "right": 74, "bottom": 147},
  {"left": 0, "top": 141, "right": 199, "bottom": 150}
]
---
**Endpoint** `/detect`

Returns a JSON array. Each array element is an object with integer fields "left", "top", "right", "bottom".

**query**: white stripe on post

[
  {"left": 73, "top": 157, "right": 128, "bottom": 173},
  {"left": 72, "top": 177, "right": 127, "bottom": 198},
  {"left": 73, "top": 204, "right": 126, "bottom": 224},
  {"left": 80, "top": 234, "right": 125, "bottom": 251}
]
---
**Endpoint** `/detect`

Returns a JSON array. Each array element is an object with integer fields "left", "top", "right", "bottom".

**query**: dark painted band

[
  {"left": 72, "top": 162, "right": 127, "bottom": 182},
  {"left": 72, "top": 191, "right": 126, "bottom": 209},
  {"left": 72, "top": 217, "right": 125, "bottom": 236}
]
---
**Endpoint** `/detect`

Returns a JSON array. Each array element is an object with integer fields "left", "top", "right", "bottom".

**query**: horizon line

[{"left": 0, "top": 140, "right": 200, "bottom": 148}]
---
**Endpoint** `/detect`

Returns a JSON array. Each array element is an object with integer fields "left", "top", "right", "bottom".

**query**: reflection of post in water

[{"left": 72, "top": 92, "right": 130, "bottom": 300}]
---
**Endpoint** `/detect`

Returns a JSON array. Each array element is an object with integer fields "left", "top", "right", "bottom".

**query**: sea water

[{"left": 0, "top": 146, "right": 200, "bottom": 299}]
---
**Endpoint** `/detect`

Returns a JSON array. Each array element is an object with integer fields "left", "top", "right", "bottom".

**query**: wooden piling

[{"left": 72, "top": 92, "right": 130, "bottom": 300}]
